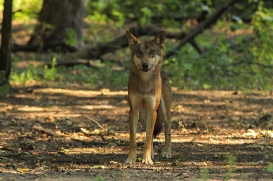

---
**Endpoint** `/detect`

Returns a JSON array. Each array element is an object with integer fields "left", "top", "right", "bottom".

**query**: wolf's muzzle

[{"left": 141, "top": 62, "right": 151, "bottom": 72}]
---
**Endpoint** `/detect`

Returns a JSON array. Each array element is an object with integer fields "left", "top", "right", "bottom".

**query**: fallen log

[
  {"left": 11, "top": 26, "right": 202, "bottom": 60},
  {"left": 64, "top": 26, "right": 202, "bottom": 60}
]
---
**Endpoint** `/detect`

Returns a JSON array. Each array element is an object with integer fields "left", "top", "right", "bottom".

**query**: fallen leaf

[
  {"left": 92, "top": 165, "right": 106, "bottom": 169},
  {"left": 17, "top": 168, "right": 30, "bottom": 173}
]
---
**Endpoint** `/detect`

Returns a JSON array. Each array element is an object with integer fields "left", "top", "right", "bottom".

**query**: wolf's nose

[{"left": 142, "top": 62, "right": 149, "bottom": 69}]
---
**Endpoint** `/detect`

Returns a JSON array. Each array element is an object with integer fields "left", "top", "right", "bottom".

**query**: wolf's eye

[
  {"left": 149, "top": 50, "right": 155, "bottom": 55},
  {"left": 136, "top": 49, "right": 142, "bottom": 57}
]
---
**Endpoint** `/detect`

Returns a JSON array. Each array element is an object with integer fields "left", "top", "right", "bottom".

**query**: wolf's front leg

[
  {"left": 142, "top": 110, "right": 157, "bottom": 165},
  {"left": 125, "top": 108, "right": 139, "bottom": 164},
  {"left": 161, "top": 121, "right": 171, "bottom": 158}
]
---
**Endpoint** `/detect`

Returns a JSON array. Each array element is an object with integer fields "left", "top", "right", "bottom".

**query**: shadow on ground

[{"left": 0, "top": 87, "right": 273, "bottom": 180}]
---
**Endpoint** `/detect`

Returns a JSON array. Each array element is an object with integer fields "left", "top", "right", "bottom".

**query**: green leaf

[
  {"left": 140, "top": 7, "right": 152, "bottom": 17},
  {"left": 268, "top": 163, "right": 273, "bottom": 172},
  {"left": 0, "top": 84, "right": 10, "bottom": 96}
]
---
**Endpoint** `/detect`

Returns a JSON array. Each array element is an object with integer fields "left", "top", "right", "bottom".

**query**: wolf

[{"left": 125, "top": 30, "right": 172, "bottom": 165}]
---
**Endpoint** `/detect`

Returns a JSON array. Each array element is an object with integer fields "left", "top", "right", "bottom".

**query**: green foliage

[
  {"left": 4, "top": 0, "right": 273, "bottom": 90},
  {"left": 137, "top": 157, "right": 142, "bottom": 162},
  {"left": 43, "top": 57, "right": 58, "bottom": 81},
  {"left": 0, "top": 84, "right": 10, "bottom": 96},
  {"left": 92, "top": 174, "right": 105, "bottom": 181},
  {"left": 0, "top": 71, "right": 10, "bottom": 96},
  {"left": 86, "top": 0, "right": 271, "bottom": 28},
  {"left": 11, "top": 58, "right": 128, "bottom": 89},
  {"left": 165, "top": 8, "right": 273, "bottom": 90},
  {"left": 87, "top": 0, "right": 124, "bottom": 26},
  {"left": 0, "top": 71, "right": 6, "bottom": 83},
  {"left": 140, "top": 6, "right": 152, "bottom": 26},
  {"left": 58, "top": 61, "right": 129, "bottom": 89},
  {"left": 172, "top": 154, "right": 186, "bottom": 166},
  {"left": 0, "top": 0, "right": 42, "bottom": 20},
  {"left": 225, "top": 155, "right": 236, "bottom": 181},
  {"left": 10, "top": 63, "right": 39, "bottom": 85},
  {"left": 86, "top": 0, "right": 273, "bottom": 90},
  {"left": 87, "top": 0, "right": 214, "bottom": 27},
  {"left": 87, "top": 11, "right": 108, "bottom": 25},
  {"left": 200, "top": 168, "right": 209, "bottom": 181},
  {"left": 267, "top": 163, "right": 273, "bottom": 172},
  {"left": 10, "top": 57, "right": 58, "bottom": 85}
]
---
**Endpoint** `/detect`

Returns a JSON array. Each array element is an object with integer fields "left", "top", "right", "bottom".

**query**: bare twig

[{"left": 81, "top": 115, "right": 105, "bottom": 130}]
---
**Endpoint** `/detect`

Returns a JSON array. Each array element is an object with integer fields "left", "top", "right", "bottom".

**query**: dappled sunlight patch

[
  {"left": 57, "top": 147, "right": 126, "bottom": 156},
  {"left": 17, "top": 106, "right": 46, "bottom": 112},
  {"left": 71, "top": 105, "right": 114, "bottom": 110},
  {"left": 33, "top": 88, "right": 127, "bottom": 97},
  {"left": 0, "top": 89, "right": 273, "bottom": 180}
]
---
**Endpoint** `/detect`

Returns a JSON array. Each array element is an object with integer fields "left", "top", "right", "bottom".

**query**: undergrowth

[
  {"left": 164, "top": 9, "right": 273, "bottom": 91},
  {"left": 9, "top": 6, "right": 273, "bottom": 91}
]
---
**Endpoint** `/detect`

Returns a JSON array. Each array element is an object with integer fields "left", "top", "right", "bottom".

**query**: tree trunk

[
  {"left": 0, "top": 0, "right": 12, "bottom": 86},
  {"left": 28, "top": 0, "right": 86, "bottom": 52}
]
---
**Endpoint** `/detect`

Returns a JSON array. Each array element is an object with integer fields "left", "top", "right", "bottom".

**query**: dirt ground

[{"left": 0, "top": 86, "right": 272, "bottom": 181}]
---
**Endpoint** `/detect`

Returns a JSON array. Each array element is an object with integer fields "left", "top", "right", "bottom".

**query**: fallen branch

[
  {"left": 11, "top": 26, "right": 202, "bottom": 61},
  {"left": 165, "top": 0, "right": 238, "bottom": 58},
  {"left": 65, "top": 26, "right": 192, "bottom": 60},
  {"left": 32, "top": 124, "right": 64, "bottom": 137}
]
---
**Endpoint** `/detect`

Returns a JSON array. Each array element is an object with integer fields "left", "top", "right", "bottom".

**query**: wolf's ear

[
  {"left": 126, "top": 30, "right": 139, "bottom": 49},
  {"left": 153, "top": 31, "right": 165, "bottom": 48}
]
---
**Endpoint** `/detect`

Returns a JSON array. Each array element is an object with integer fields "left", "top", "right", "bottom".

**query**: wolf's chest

[{"left": 128, "top": 92, "right": 158, "bottom": 110}]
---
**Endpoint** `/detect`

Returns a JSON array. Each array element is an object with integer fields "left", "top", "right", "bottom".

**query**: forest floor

[
  {"left": 1, "top": 86, "right": 273, "bottom": 181},
  {"left": 1, "top": 20, "right": 273, "bottom": 180}
]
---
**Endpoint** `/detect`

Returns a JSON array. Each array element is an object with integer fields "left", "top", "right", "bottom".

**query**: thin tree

[{"left": 0, "top": 0, "right": 12, "bottom": 87}]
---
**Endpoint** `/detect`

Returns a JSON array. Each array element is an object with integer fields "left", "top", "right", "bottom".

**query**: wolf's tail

[{"left": 153, "top": 116, "right": 162, "bottom": 137}]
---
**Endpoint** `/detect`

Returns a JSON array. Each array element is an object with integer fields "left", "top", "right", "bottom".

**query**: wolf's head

[{"left": 126, "top": 31, "right": 165, "bottom": 72}]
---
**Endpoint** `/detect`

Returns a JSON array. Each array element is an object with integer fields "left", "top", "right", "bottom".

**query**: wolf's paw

[
  {"left": 142, "top": 156, "right": 154, "bottom": 165},
  {"left": 125, "top": 158, "right": 136, "bottom": 164},
  {"left": 125, "top": 154, "right": 136, "bottom": 164},
  {"left": 161, "top": 146, "right": 171, "bottom": 158},
  {"left": 125, "top": 159, "right": 136, "bottom": 164}
]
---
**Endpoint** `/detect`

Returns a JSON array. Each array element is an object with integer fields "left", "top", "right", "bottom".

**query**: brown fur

[{"left": 125, "top": 30, "right": 172, "bottom": 165}]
